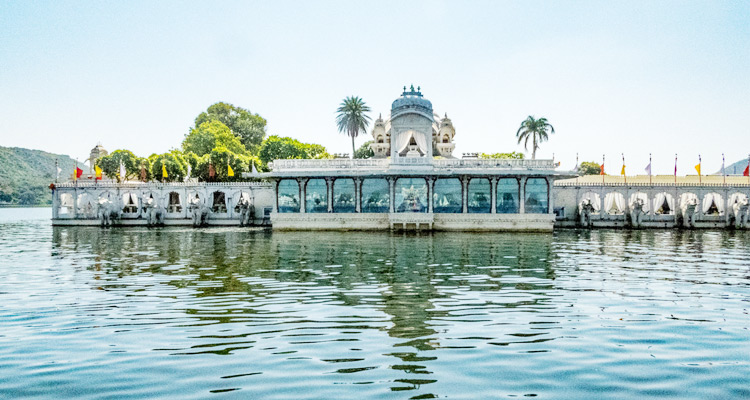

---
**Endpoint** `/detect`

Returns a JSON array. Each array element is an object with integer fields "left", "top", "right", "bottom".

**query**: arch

[
  {"left": 333, "top": 178, "right": 355, "bottom": 213},
  {"left": 433, "top": 178, "right": 462, "bottom": 213},
  {"left": 122, "top": 192, "right": 139, "bottom": 214},
  {"left": 728, "top": 192, "right": 748, "bottom": 206},
  {"left": 524, "top": 178, "right": 549, "bottom": 214},
  {"left": 277, "top": 179, "right": 300, "bottom": 213},
  {"left": 496, "top": 178, "right": 519, "bottom": 214},
  {"left": 77, "top": 192, "right": 97, "bottom": 218},
  {"left": 702, "top": 192, "right": 724, "bottom": 215},
  {"left": 395, "top": 177, "right": 427, "bottom": 213},
  {"left": 233, "top": 191, "right": 253, "bottom": 212},
  {"left": 305, "top": 178, "right": 328, "bottom": 213},
  {"left": 579, "top": 191, "right": 601, "bottom": 213},
  {"left": 628, "top": 192, "right": 650, "bottom": 214},
  {"left": 58, "top": 192, "right": 74, "bottom": 215},
  {"left": 603, "top": 192, "right": 626, "bottom": 215},
  {"left": 652, "top": 192, "right": 675, "bottom": 215},
  {"left": 361, "top": 178, "right": 389, "bottom": 213},
  {"left": 468, "top": 178, "right": 491, "bottom": 213},
  {"left": 167, "top": 191, "right": 183, "bottom": 213},
  {"left": 211, "top": 191, "right": 227, "bottom": 213},
  {"left": 679, "top": 192, "right": 698, "bottom": 207}
]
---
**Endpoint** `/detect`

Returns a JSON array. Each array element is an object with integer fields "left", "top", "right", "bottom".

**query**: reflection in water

[{"left": 0, "top": 216, "right": 747, "bottom": 399}]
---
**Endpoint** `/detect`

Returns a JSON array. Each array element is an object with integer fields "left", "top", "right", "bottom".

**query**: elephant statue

[
  {"left": 681, "top": 198, "right": 698, "bottom": 228},
  {"left": 578, "top": 199, "right": 595, "bottom": 228},
  {"left": 731, "top": 198, "right": 749, "bottom": 229},
  {"left": 143, "top": 196, "right": 165, "bottom": 227},
  {"left": 629, "top": 198, "right": 646, "bottom": 228},
  {"left": 97, "top": 198, "right": 121, "bottom": 227},
  {"left": 237, "top": 197, "right": 255, "bottom": 227},
  {"left": 188, "top": 195, "right": 210, "bottom": 227}
]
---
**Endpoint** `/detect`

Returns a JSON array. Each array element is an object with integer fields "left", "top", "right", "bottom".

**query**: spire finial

[{"left": 410, "top": 84, "right": 414, "bottom": 92}]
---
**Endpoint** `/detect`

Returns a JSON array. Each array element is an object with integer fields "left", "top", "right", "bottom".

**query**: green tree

[
  {"left": 205, "top": 147, "right": 259, "bottom": 182},
  {"left": 258, "top": 136, "right": 332, "bottom": 167},
  {"left": 516, "top": 116, "right": 555, "bottom": 159},
  {"left": 195, "top": 102, "right": 267, "bottom": 153},
  {"left": 336, "top": 96, "right": 371, "bottom": 159},
  {"left": 182, "top": 120, "right": 248, "bottom": 157},
  {"left": 95, "top": 149, "right": 140, "bottom": 182},
  {"left": 578, "top": 161, "right": 602, "bottom": 175},
  {"left": 150, "top": 151, "right": 189, "bottom": 182},
  {"left": 354, "top": 140, "right": 375, "bottom": 159},
  {"left": 479, "top": 151, "right": 525, "bottom": 160}
]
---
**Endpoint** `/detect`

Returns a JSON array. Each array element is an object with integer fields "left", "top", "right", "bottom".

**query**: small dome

[{"left": 391, "top": 85, "right": 433, "bottom": 116}]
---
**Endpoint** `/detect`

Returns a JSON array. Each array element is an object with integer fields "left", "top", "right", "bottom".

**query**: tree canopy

[
  {"left": 353, "top": 140, "right": 374, "bottom": 159},
  {"left": 578, "top": 161, "right": 602, "bottom": 175},
  {"left": 479, "top": 151, "right": 525, "bottom": 160},
  {"left": 195, "top": 102, "right": 267, "bottom": 153},
  {"left": 95, "top": 149, "right": 146, "bottom": 182},
  {"left": 182, "top": 120, "right": 248, "bottom": 157},
  {"left": 516, "top": 116, "right": 554, "bottom": 159},
  {"left": 336, "top": 96, "right": 371, "bottom": 159},
  {"left": 258, "top": 135, "right": 331, "bottom": 167}
]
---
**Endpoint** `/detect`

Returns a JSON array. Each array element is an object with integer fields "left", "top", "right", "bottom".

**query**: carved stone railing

[
  {"left": 433, "top": 159, "right": 556, "bottom": 169},
  {"left": 54, "top": 181, "right": 272, "bottom": 189},
  {"left": 554, "top": 181, "right": 750, "bottom": 188},
  {"left": 270, "top": 159, "right": 390, "bottom": 170},
  {"left": 270, "top": 158, "right": 556, "bottom": 171}
]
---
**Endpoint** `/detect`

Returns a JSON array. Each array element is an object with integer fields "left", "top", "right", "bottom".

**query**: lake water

[{"left": 0, "top": 208, "right": 748, "bottom": 399}]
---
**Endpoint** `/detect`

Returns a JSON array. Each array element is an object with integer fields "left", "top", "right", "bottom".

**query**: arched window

[
  {"left": 496, "top": 178, "right": 519, "bottom": 214},
  {"left": 333, "top": 178, "right": 355, "bottom": 213},
  {"left": 603, "top": 192, "right": 626, "bottom": 215},
  {"left": 278, "top": 179, "right": 300, "bottom": 213},
  {"left": 361, "top": 178, "right": 389, "bottom": 213},
  {"left": 395, "top": 178, "right": 427, "bottom": 213},
  {"left": 468, "top": 178, "right": 491, "bottom": 213},
  {"left": 167, "top": 192, "right": 182, "bottom": 213},
  {"left": 212, "top": 191, "right": 227, "bottom": 213},
  {"left": 433, "top": 178, "right": 462, "bottom": 213},
  {"left": 525, "top": 178, "right": 548, "bottom": 214},
  {"left": 305, "top": 179, "right": 328, "bottom": 213}
]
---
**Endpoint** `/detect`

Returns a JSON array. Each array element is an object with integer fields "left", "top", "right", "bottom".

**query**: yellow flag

[
  {"left": 227, "top": 164, "right": 234, "bottom": 177},
  {"left": 162, "top": 164, "right": 168, "bottom": 178},
  {"left": 695, "top": 164, "right": 701, "bottom": 175},
  {"left": 620, "top": 165, "right": 626, "bottom": 176},
  {"left": 95, "top": 165, "right": 102, "bottom": 179}
]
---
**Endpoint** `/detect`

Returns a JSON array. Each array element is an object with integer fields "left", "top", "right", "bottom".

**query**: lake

[{"left": 0, "top": 208, "right": 748, "bottom": 399}]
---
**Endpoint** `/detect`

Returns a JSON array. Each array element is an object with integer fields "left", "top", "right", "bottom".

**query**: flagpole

[
  {"left": 674, "top": 154, "right": 677, "bottom": 185},
  {"left": 649, "top": 153, "right": 652, "bottom": 186},
  {"left": 575, "top": 153, "right": 579, "bottom": 185},
  {"left": 55, "top": 158, "right": 59, "bottom": 184},
  {"left": 747, "top": 154, "right": 750, "bottom": 185},
  {"left": 722, "top": 153, "right": 726, "bottom": 186},
  {"left": 622, "top": 153, "right": 626, "bottom": 185},
  {"left": 602, "top": 154, "right": 605, "bottom": 185},
  {"left": 698, "top": 154, "right": 702, "bottom": 184}
]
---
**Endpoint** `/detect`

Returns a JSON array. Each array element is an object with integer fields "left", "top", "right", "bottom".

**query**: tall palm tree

[
  {"left": 516, "top": 116, "right": 554, "bottom": 159},
  {"left": 336, "top": 96, "right": 371, "bottom": 159}
]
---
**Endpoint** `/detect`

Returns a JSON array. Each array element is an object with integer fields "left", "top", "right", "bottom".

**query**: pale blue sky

[{"left": 1, "top": 1, "right": 748, "bottom": 174}]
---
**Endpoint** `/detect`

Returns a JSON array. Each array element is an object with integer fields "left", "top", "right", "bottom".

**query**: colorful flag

[
  {"left": 95, "top": 165, "right": 102, "bottom": 180},
  {"left": 209, "top": 163, "right": 216, "bottom": 179},
  {"left": 744, "top": 163, "right": 749, "bottom": 177},
  {"left": 251, "top": 161, "right": 258, "bottom": 175},
  {"left": 620, "top": 164, "right": 626, "bottom": 176},
  {"left": 75, "top": 167, "right": 83, "bottom": 180},
  {"left": 186, "top": 164, "right": 192, "bottom": 179},
  {"left": 599, "top": 164, "right": 605, "bottom": 175},
  {"left": 162, "top": 164, "right": 168, "bottom": 178},
  {"left": 227, "top": 164, "right": 234, "bottom": 177},
  {"left": 694, "top": 163, "right": 701, "bottom": 176},
  {"left": 644, "top": 162, "right": 651, "bottom": 176},
  {"left": 119, "top": 162, "right": 126, "bottom": 180},
  {"left": 140, "top": 167, "right": 147, "bottom": 182}
]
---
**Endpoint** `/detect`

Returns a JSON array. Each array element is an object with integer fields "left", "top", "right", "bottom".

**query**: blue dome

[{"left": 391, "top": 86, "right": 433, "bottom": 117}]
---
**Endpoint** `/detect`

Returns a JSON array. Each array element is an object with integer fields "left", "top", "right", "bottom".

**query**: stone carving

[
  {"left": 681, "top": 198, "right": 698, "bottom": 228},
  {"left": 143, "top": 196, "right": 165, "bottom": 226},
  {"left": 731, "top": 197, "right": 749, "bottom": 229},
  {"left": 188, "top": 195, "right": 210, "bottom": 227},
  {"left": 630, "top": 198, "right": 646, "bottom": 228},
  {"left": 578, "top": 199, "right": 595, "bottom": 228},
  {"left": 97, "top": 197, "right": 121, "bottom": 227},
  {"left": 237, "top": 196, "right": 255, "bottom": 227}
]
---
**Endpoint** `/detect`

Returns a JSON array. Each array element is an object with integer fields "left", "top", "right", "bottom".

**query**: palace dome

[{"left": 391, "top": 85, "right": 433, "bottom": 117}]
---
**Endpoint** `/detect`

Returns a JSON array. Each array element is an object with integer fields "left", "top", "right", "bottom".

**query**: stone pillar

[
  {"left": 490, "top": 177, "right": 497, "bottom": 214},
  {"left": 326, "top": 178, "right": 333, "bottom": 213},
  {"left": 73, "top": 188, "right": 78, "bottom": 219},
  {"left": 52, "top": 189, "right": 59, "bottom": 219},
  {"left": 461, "top": 176, "right": 468, "bottom": 213},
  {"left": 427, "top": 177, "right": 435, "bottom": 213},
  {"left": 355, "top": 178, "right": 362, "bottom": 213},
  {"left": 519, "top": 177, "right": 526, "bottom": 214},
  {"left": 298, "top": 178, "right": 307, "bottom": 213},
  {"left": 388, "top": 177, "right": 395, "bottom": 213},
  {"left": 547, "top": 178, "right": 554, "bottom": 214}
]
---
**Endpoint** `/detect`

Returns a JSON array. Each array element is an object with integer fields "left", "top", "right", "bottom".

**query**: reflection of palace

[{"left": 270, "top": 87, "right": 570, "bottom": 231}]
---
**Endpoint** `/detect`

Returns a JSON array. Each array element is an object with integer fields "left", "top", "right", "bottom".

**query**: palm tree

[
  {"left": 516, "top": 116, "right": 554, "bottom": 159},
  {"left": 336, "top": 96, "right": 371, "bottom": 159}
]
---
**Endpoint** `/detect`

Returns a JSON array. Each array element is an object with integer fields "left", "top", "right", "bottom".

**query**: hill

[{"left": 0, "top": 146, "right": 81, "bottom": 206}]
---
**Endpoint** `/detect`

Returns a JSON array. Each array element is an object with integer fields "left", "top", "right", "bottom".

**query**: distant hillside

[
  {"left": 0, "top": 146, "right": 80, "bottom": 206},
  {"left": 717, "top": 158, "right": 750, "bottom": 175}
]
